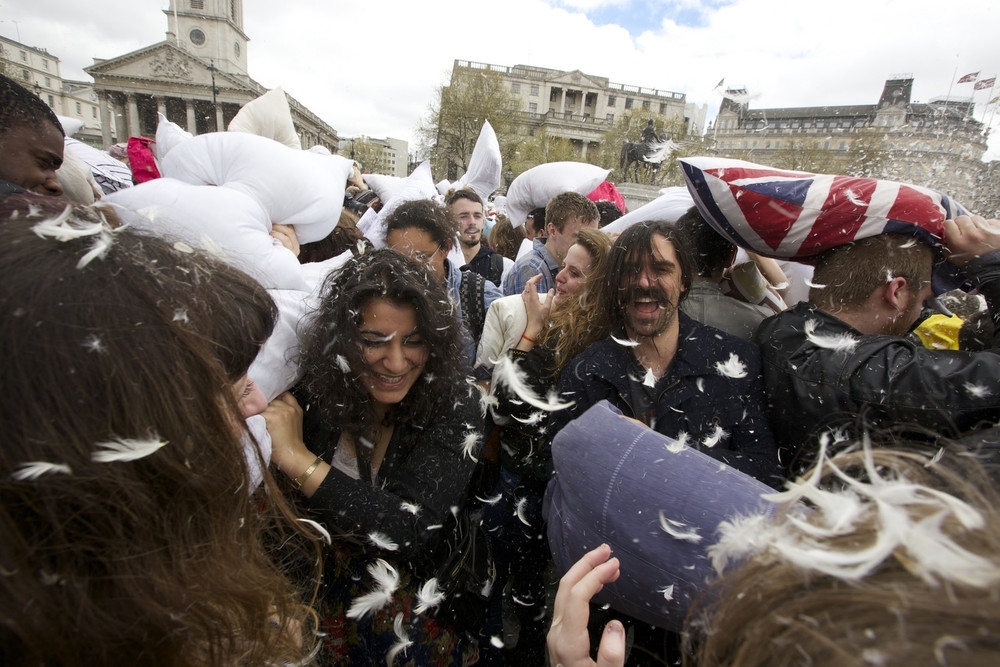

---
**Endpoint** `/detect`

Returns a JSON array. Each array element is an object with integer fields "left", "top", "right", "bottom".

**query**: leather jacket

[{"left": 754, "top": 250, "right": 1000, "bottom": 471}]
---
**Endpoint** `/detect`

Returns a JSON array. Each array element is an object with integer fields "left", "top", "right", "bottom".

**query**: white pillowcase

[{"left": 506, "top": 162, "right": 610, "bottom": 228}]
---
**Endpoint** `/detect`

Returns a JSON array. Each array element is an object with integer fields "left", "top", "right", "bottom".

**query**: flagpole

[
  {"left": 945, "top": 66, "right": 957, "bottom": 110},
  {"left": 980, "top": 79, "right": 996, "bottom": 124}
]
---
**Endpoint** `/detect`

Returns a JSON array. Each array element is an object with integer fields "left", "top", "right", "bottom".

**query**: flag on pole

[
  {"left": 714, "top": 77, "right": 725, "bottom": 89},
  {"left": 974, "top": 77, "right": 996, "bottom": 90},
  {"left": 988, "top": 95, "right": 1000, "bottom": 106},
  {"left": 957, "top": 71, "right": 979, "bottom": 84}
]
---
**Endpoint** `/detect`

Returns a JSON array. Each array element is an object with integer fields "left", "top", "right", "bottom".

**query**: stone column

[
  {"left": 126, "top": 94, "right": 140, "bottom": 139},
  {"left": 186, "top": 100, "right": 196, "bottom": 133},
  {"left": 97, "top": 91, "right": 113, "bottom": 147},
  {"left": 156, "top": 97, "right": 167, "bottom": 120}
]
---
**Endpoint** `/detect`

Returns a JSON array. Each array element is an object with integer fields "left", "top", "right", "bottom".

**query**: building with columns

[
  {"left": 450, "top": 59, "right": 707, "bottom": 161},
  {"left": 85, "top": 0, "right": 337, "bottom": 151},
  {"left": 0, "top": 34, "right": 109, "bottom": 147}
]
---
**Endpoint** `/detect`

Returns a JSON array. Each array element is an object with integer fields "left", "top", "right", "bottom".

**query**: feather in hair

[
  {"left": 10, "top": 461, "right": 73, "bottom": 481},
  {"left": 91, "top": 436, "right": 168, "bottom": 463}
]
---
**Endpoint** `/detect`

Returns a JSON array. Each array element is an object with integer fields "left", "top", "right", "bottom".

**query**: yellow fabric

[{"left": 914, "top": 314, "right": 963, "bottom": 351}]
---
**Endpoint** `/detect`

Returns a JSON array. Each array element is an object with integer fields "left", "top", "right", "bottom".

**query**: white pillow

[
  {"left": 104, "top": 178, "right": 310, "bottom": 292},
  {"left": 154, "top": 113, "right": 193, "bottom": 162},
  {"left": 358, "top": 161, "right": 439, "bottom": 247},
  {"left": 56, "top": 147, "right": 100, "bottom": 204},
  {"left": 227, "top": 86, "right": 302, "bottom": 150},
  {"left": 602, "top": 186, "right": 693, "bottom": 235},
  {"left": 506, "top": 162, "right": 611, "bottom": 228},
  {"left": 438, "top": 121, "right": 502, "bottom": 202},
  {"left": 158, "top": 131, "right": 353, "bottom": 243},
  {"left": 57, "top": 115, "right": 84, "bottom": 137}
]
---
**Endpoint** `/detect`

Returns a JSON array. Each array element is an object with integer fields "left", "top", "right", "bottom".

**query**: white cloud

[{"left": 3, "top": 0, "right": 997, "bottom": 160}]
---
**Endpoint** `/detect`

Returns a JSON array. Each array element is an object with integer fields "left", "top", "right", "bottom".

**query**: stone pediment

[
  {"left": 549, "top": 69, "right": 606, "bottom": 89},
  {"left": 86, "top": 42, "right": 251, "bottom": 91}
]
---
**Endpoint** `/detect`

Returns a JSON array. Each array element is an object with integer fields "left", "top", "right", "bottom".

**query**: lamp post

[{"left": 209, "top": 60, "right": 218, "bottom": 130}]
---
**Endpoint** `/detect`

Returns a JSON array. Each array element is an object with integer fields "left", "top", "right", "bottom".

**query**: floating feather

[
  {"left": 702, "top": 425, "right": 728, "bottom": 448},
  {"left": 92, "top": 436, "right": 168, "bottom": 463},
  {"left": 714, "top": 353, "right": 747, "bottom": 379},
  {"left": 400, "top": 501, "right": 422, "bottom": 516},
  {"left": 659, "top": 584, "right": 675, "bottom": 601},
  {"left": 297, "top": 518, "right": 332, "bottom": 545},
  {"left": 385, "top": 612, "right": 413, "bottom": 665},
  {"left": 803, "top": 319, "right": 858, "bottom": 352},
  {"left": 475, "top": 492, "right": 503, "bottom": 505},
  {"left": 346, "top": 559, "right": 399, "bottom": 619},
  {"left": 642, "top": 367, "right": 656, "bottom": 388},
  {"left": 10, "top": 461, "right": 72, "bottom": 481},
  {"left": 658, "top": 512, "right": 703, "bottom": 543},
  {"left": 492, "top": 355, "right": 574, "bottom": 412},
  {"left": 804, "top": 278, "right": 827, "bottom": 289},
  {"left": 515, "top": 496, "right": 531, "bottom": 526},
  {"left": 81, "top": 333, "right": 107, "bottom": 354},
  {"left": 611, "top": 335, "right": 640, "bottom": 348},
  {"left": 964, "top": 382, "right": 992, "bottom": 399},
  {"left": 414, "top": 578, "right": 446, "bottom": 614},
  {"left": 461, "top": 431, "right": 480, "bottom": 461},
  {"left": 368, "top": 531, "right": 399, "bottom": 551},
  {"left": 665, "top": 432, "right": 689, "bottom": 453}
]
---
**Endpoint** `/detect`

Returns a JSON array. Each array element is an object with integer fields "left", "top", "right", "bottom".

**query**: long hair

[
  {"left": 298, "top": 248, "right": 465, "bottom": 450},
  {"left": 0, "top": 196, "right": 314, "bottom": 666},
  {"left": 588, "top": 219, "right": 695, "bottom": 337},
  {"left": 538, "top": 228, "right": 613, "bottom": 375},
  {"left": 684, "top": 433, "right": 1000, "bottom": 667}
]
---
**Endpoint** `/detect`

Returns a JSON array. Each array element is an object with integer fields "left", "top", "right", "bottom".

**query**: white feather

[
  {"left": 76, "top": 230, "right": 114, "bottom": 269},
  {"left": 512, "top": 411, "right": 544, "bottom": 426},
  {"left": 81, "top": 333, "right": 107, "bottom": 354},
  {"left": 659, "top": 584, "right": 675, "bottom": 601},
  {"left": 702, "top": 425, "right": 728, "bottom": 448},
  {"left": 346, "top": 559, "right": 400, "bottom": 619},
  {"left": 611, "top": 335, "right": 640, "bottom": 347},
  {"left": 30, "top": 206, "right": 95, "bottom": 241},
  {"left": 804, "top": 319, "right": 858, "bottom": 352},
  {"left": 804, "top": 278, "right": 828, "bottom": 289},
  {"left": 173, "top": 241, "right": 194, "bottom": 253},
  {"left": 368, "top": 531, "right": 399, "bottom": 551},
  {"left": 10, "top": 461, "right": 73, "bottom": 481},
  {"left": 665, "top": 432, "right": 689, "bottom": 453},
  {"left": 91, "top": 436, "right": 168, "bottom": 463},
  {"left": 695, "top": 377, "right": 705, "bottom": 393},
  {"left": 475, "top": 492, "right": 503, "bottom": 505},
  {"left": 515, "top": 496, "right": 531, "bottom": 526},
  {"left": 642, "top": 367, "right": 656, "bottom": 388},
  {"left": 335, "top": 355, "right": 351, "bottom": 373},
  {"left": 461, "top": 431, "right": 480, "bottom": 460},
  {"left": 658, "top": 511, "right": 703, "bottom": 543},
  {"left": 492, "top": 355, "right": 574, "bottom": 412},
  {"left": 385, "top": 612, "right": 413, "bottom": 665},
  {"left": 964, "top": 382, "right": 991, "bottom": 399},
  {"left": 400, "top": 501, "right": 422, "bottom": 516},
  {"left": 714, "top": 353, "right": 747, "bottom": 379},
  {"left": 297, "top": 518, "right": 332, "bottom": 545},
  {"left": 414, "top": 578, "right": 446, "bottom": 614}
]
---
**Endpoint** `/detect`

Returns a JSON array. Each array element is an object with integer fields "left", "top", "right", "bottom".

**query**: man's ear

[
  {"left": 444, "top": 237, "right": 455, "bottom": 253},
  {"left": 883, "top": 276, "right": 911, "bottom": 312},
  {"left": 546, "top": 221, "right": 557, "bottom": 238}
]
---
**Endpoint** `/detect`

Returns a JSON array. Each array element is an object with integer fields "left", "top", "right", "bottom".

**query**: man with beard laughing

[{"left": 548, "top": 219, "right": 780, "bottom": 485}]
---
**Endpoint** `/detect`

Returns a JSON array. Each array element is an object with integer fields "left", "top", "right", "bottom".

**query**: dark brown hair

[{"left": 0, "top": 197, "right": 315, "bottom": 666}]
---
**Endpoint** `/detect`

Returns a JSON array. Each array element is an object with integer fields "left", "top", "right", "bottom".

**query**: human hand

[
  {"left": 522, "top": 273, "right": 554, "bottom": 334},
  {"left": 548, "top": 544, "right": 625, "bottom": 667},
  {"left": 943, "top": 215, "right": 1000, "bottom": 268},
  {"left": 262, "top": 392, "right": 310, "bottom": 474},
  {"left": 271, "top": 224, "right": 301, "bottom": 257},
  {"left": 348, "top": 163, "right": 367, "bottom": 190}
]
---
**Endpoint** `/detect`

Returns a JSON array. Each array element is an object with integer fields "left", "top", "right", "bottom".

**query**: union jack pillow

[{"left": 679, "top": 156, "right": 971, "bottom": 291}]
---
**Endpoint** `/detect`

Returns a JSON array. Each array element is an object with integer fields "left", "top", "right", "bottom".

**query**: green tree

[
  {"left": 417, "top": 69, "right": 523, "bottom": 183},
  {"left": 845, "top": 129, "right": 892, "bottom": 177},
  {"left": 347, "top": 137, "right": 390, "bottom": 175},
  {"left": 507, "top": 129, "right": 583, "bottom": 176}
]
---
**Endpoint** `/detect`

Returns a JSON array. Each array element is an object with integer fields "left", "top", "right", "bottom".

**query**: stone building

[
  {"left": 84, "top": 0, "right": 338, "bottom": 151},
  {"left": 712, "top": 77, "right": 991, "bottom": 210},
  {"left": 339, "top": 136, "right": 409, "bottom": 177},
  {"left": 0, "top": 34, "right": 108, "bottom": 147},
  {"left": 450, "top": 59, "right": 707, "bottom": 160}
]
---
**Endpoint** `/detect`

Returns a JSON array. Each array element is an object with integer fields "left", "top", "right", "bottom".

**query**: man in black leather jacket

[{"left": 755, "top": 215, "right": 1000, "bottom": 472}]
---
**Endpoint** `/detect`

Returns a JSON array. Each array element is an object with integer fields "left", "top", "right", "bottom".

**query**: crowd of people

[{"left": 4, "top": 70, "right": 1000, "bottom": 666}]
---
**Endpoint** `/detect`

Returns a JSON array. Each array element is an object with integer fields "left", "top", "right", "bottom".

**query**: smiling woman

[{"left": 264, "top": 248, "right": 487, "bottom": 665}]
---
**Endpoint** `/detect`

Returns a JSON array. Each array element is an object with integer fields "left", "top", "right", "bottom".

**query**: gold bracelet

[{"left": 293, "top": 456, "right": 324, "bottom": 489}]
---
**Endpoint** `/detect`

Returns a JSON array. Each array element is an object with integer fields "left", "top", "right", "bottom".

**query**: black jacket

[
  {"left": 550, "top": 313, "right": 781, "bottom": 484},
  {"left": 754, "top": 250, "right": 1000, "bottom": 471}
]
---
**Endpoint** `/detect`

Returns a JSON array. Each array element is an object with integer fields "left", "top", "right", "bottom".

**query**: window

[
  {"left": 76, "top": 101, "right": 82, "bottom": 114},
  {"left": 511, "top": 82, "right": 520, "bottom": 93},
  {"left": 625, "top": 98, "right": 633, "bottom": 109},
  {"left": 44, "top": 77, "right": 51, "bottom": 87},
  {"left": 92, "top": 107, "right": 97, "bottom": 119},
  {"left": 606, "top": 113, "right": 614, "bottom": 122},
  {"left": 659, "top": 103, "right": 667, "bottom": 114},
  {"left": 642, "top": 100, "right": 650, "bottom": 110},
  {"left": 528, "top": 102, "right": 537, "bottom": 114},
  {"left": 530, "top": 84, "right": 539, "bottom": 96},
  {"left": 42, "top": 59, "right": 49, "bottom": 70},
  {"left": 189, "top": 28, "right": 206, "bottom": 45},
  {"left": 191, "top": 0, "right": 204, "bottom": 8},
  {"left": 21, "top": 69, "right": 29, "bottom": 81},
  {"left": 47, "top": 95, "right": 54, "bottom": 107},
  {"left": 608, "top": 95, "right": 616, "bottom": 107},
  {"left": 566, "top": 92, "right": 575, "bottom": 104},
  {"left": 19, "top": 50, "right": 27, "bottom": 62}
]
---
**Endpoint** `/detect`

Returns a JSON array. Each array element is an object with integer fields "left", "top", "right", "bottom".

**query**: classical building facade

[
  {"left": 451, "top": 59, "right": 707, "bottom": 160},
  {"left": 339, "top": 136, "right": 409, "bottom": 177},
  {"left": 0, "top": 35, "right": 109, "bottom": 147},
  {"left": 84, "top": 0, "right": 338, "bottom": 151},
  {"left": 712, "top": 77, "right": 992, "bottom": 210}
]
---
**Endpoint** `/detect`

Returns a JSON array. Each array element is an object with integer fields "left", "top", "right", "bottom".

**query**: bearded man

[{"left": 548, "top": 219, "right": 780, "bottom": 484}]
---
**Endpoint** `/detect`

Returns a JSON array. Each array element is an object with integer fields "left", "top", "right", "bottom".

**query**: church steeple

[{"left": 164, "top": 0, "right": 249, "bottom": 76}]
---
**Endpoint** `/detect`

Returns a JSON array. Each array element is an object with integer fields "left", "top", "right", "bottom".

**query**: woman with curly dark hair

[{"left": 265, "top": 248, "right": 487, "bottom": 665}]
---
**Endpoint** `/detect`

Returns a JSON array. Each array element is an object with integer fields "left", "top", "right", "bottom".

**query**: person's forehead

[
  {"left": 649, "top": 234, "right": 679, "bottom": 262},
  {"left": 387, "top": 226, "right": 438, "bottom": 250},
  {"left": 452, "top": 198, "right": 483, "bottom": 215}
]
